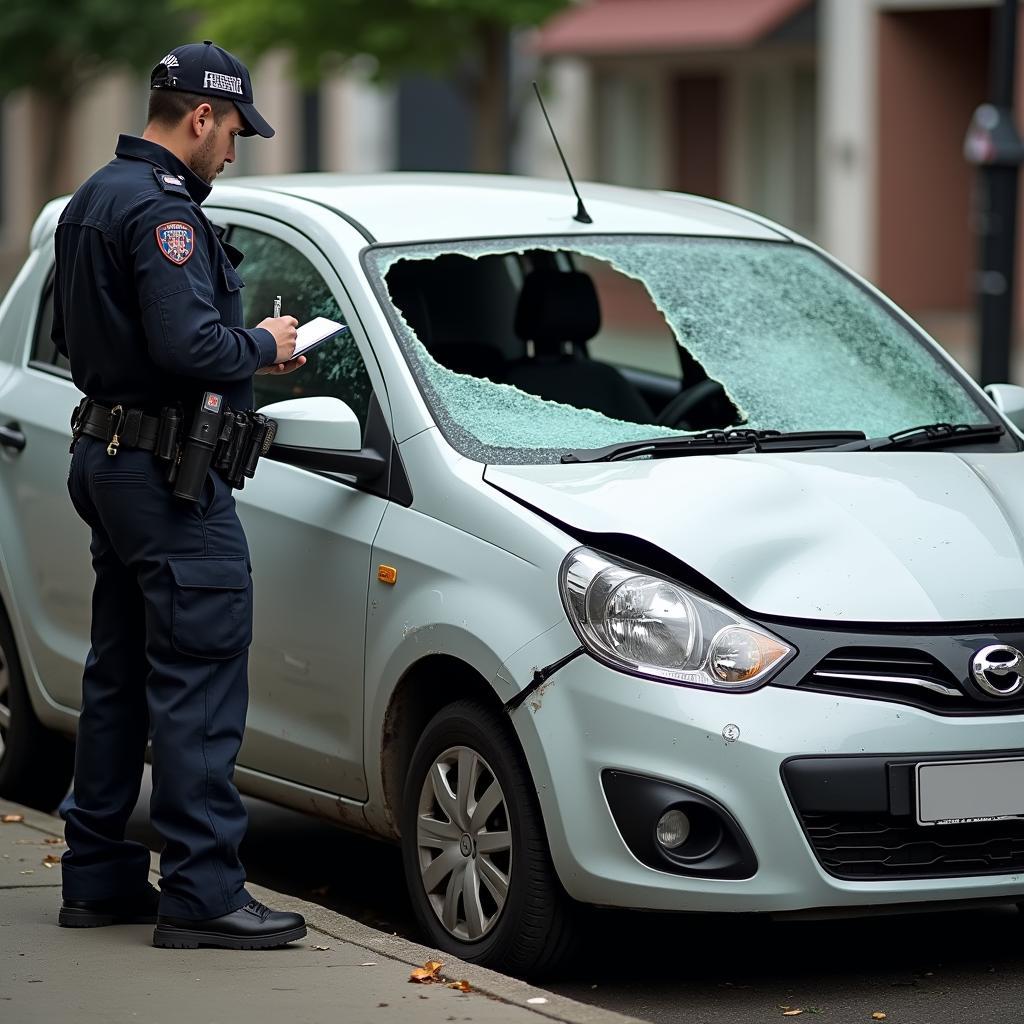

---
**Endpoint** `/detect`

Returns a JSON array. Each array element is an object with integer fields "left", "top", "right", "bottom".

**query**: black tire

[
  {"left": 0, "top": 604, "right": 75, "bottom": 811},
  {"left": 400, "top": 698, "right": 577, "bottom": 978}
]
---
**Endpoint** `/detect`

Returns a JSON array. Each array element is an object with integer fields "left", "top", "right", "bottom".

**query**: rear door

[{"left": 0, "top": 260, "right": 93, "bottom": 711}]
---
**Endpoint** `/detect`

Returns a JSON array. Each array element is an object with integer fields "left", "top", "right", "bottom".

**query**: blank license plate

[{"left": 916, "top": 758, "right": 1024, "bottom": 825}]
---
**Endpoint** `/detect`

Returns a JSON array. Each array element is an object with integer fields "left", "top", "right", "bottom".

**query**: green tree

[
  {"left": 0, "top": 0, "right": 186, "bottom": 201},
  {"left": 182, "top": 0, "right": 571, "bottom": 172}
]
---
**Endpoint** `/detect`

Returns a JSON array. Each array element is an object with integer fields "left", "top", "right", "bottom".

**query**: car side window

[
  {"left": 229, "top": 226, "right": 373, "bottom": 432},
  {"left": 30, "top": 276, "right": 71, "bottom": 373}
]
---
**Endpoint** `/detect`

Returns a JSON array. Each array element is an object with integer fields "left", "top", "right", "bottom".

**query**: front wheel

[{"left": 400, "top": 699, "right": 576, "bottom": 977}]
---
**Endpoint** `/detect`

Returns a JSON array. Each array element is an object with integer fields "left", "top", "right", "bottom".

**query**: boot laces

[{"left": 244, "top": 899, "right": 272, "bottom": 921}]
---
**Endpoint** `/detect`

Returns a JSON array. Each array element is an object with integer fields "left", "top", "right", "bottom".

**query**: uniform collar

[{"left": 115, "top": 135, "right": 211, "bottom": 204}]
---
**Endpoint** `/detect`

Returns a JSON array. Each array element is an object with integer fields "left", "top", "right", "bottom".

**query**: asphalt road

[{"left": 125, "top": 774, "right": 1024, "bottom": 1024}]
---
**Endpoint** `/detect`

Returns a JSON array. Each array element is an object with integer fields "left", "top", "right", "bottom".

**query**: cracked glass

[{"left": 365, "top": 236, "right": 987, "bottom": 465}]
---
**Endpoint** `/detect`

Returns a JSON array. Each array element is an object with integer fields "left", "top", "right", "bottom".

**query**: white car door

[
  {"left": 0, "top": 258, "right": 94, "bottom": 712},
  {"left": 216, "top": 215, "right": 388, "bottom": 800}
]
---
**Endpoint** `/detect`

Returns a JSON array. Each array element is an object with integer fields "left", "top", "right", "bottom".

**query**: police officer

[{"left": 52, "top": 42, "right": 308, "bottom": 949}]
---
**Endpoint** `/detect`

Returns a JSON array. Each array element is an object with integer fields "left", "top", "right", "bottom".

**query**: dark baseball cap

[{"left": 150, "top": 40, "right": 274, "bottom": 139}]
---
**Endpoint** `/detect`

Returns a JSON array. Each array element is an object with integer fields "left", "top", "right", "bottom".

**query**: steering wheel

[{"left": 655, "top": 379, "right": 726, "bottom": 428}]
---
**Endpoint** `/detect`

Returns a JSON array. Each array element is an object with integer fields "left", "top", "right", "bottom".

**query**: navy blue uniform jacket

[{"left": 52, "top": 134, "right": 277, "bottom": 413}]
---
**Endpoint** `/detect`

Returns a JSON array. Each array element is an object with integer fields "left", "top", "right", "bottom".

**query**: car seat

[
  {"left": 386, "top": 257, "right": 510, "bottom": 381},
  {"left": 505, "top": 269, "right": 652, "bottom": 423}
]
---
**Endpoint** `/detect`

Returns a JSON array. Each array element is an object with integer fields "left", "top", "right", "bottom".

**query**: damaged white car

[{"left": 3, "top": 173, "right": 1024, "bottom": 975}]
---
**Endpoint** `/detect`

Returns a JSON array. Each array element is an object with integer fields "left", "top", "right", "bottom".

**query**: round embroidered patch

[{"left": 156, "top": 221, "right": 195, "bottom": 265}]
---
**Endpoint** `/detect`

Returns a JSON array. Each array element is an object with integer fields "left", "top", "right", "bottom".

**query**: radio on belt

[{"left": 173, "top": 391, "right": 223, "bottom": 501}]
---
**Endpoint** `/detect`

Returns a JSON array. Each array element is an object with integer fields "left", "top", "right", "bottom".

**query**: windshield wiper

[
  {"left": 561, "top": 428, "right": 867, "bottom": 465},
  {"left": 833, "top": 422, "right": 1005, "bottom": 452}
]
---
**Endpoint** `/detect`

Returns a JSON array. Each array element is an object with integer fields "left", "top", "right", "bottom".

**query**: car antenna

[{"left": 532, "top": 81, "right": 593, "bottom": 224}]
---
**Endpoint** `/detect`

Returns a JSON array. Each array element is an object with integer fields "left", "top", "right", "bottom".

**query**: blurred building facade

[
  {"left": 528, "top": 0, "right": 1019, "bottom": 375},
  {"left": 0, "top": 0, "right": 1018, "bottom": 376}
]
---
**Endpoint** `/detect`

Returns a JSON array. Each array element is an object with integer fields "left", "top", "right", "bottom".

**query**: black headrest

[{"left": 514, "top": 270, "right": 601, "bottom": 355}]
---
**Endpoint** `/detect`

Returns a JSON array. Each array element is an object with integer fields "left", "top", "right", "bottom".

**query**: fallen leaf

[
  {"left": 1, "top": 815, "right": 24, "bottom": 824},
  {"left": 42, "top": 854, "right": 61, "bottom": 867},
  {"left": 447, "top": 980, "right": 471, "bottom": 993},
  {"left": 872, "top": 1015, "right": 887, "bottom": 1021},
  {"left": 43, "top": 838, "right": 65, "bottom": 846},
  {"left": 409, "top": 960, "right": 444, "bottom": 984},
  {"left": 311, "top": 945, "right": 331, "bottom": 951}
]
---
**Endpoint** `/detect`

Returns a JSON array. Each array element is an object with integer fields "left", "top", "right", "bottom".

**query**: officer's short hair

[{"left": 147, "top": 90, "right": 238, "bottom": 130}]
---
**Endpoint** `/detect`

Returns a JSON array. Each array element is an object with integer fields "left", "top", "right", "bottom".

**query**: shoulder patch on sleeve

[
  {"left": 152, "top": 166, "right": 191, "bottom": 197},
  {"left": 155, "top": 221, "right": 195, "bottom": 265}
]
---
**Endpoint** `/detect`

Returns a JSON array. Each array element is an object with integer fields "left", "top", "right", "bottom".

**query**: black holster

[{"left": 211, "top": 409, "right": 277, "bottom": 491}]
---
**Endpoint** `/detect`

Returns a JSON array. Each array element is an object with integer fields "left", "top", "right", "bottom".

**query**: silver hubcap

[
  {"left": 416, "top": 745, "right": 512, "bottom": 942},
  {"left": 0, "top": 639, "right": 11, "bottom": 760}
]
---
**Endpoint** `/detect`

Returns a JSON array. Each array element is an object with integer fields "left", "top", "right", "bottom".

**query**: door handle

[{"left": 0, "top": 423, "right": 26, "bottom": 453}]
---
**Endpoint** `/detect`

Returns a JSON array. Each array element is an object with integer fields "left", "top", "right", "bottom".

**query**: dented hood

[{"left": 485, "top": 451, "right": 1024, "bottom": 623}]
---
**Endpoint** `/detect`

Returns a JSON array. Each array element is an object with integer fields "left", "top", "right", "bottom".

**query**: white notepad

[{"left": 292, "top": 317, "right": 347, "bottom": 358}]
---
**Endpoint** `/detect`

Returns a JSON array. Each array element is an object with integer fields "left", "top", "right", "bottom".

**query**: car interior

[{"left": 385, "top": 250, "right": 739, "bottom": 432}]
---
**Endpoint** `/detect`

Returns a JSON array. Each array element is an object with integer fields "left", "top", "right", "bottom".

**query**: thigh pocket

[{"left": 168, "top": 556, "right": 252, "bottom": 659}]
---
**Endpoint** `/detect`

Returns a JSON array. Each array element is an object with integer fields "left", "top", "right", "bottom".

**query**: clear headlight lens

[{"left": 560, "top": 548, "right": 794, "bottom": 690}]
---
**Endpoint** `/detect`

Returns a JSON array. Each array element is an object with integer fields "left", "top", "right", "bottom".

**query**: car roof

[{"left": 216, "top": 172, "right": 790, "bottom": 246}]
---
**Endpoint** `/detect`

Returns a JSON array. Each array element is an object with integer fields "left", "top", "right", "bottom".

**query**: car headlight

[{"left": 559, "top": 548, "right": 794, "bottom": 690}]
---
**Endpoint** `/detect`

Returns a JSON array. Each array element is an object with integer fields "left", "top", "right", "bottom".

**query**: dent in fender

[{"left": 504, "top": 647, "right": 584, "bottom": 715}]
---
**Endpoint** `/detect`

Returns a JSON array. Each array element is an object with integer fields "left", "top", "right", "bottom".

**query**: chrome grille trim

[{"left": 811, "top": 670, "right": 962, "bottom": 698}]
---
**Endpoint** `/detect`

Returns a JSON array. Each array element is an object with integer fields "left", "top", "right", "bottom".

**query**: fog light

[{"left": 656, "top": 809, "right": 690, "bottom": 849}]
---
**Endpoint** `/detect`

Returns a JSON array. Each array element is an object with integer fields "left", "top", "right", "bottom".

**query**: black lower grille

[{"left": 803, "top": 814, "right": 1024, "bottom": 879}]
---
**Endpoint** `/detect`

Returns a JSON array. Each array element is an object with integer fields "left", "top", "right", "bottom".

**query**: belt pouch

[
  {"left": 155, "top": 406, "right": 181, "bottom": 462},
  {"left": 212, "top": 412, "right": 238, "bottom": 473},
  {"left": 226, "top": 417, "right": 253, "bottom": 488},
  {"left": 69, "top": 398, "right": 90, "bottom": 452},
  {"left": 242, "top": 414, "right": 268, "bottom": 479},
  {"left": 120, "top": 409, "right": 143, "bottom": 448}
]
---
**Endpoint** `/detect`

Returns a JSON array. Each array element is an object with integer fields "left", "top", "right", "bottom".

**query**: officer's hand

[
  {"left": 256, "top": 355, "right": 307, "bottom": 376},
  {"left": 257, "top": 315, "right": 299, "bottom": 364}
]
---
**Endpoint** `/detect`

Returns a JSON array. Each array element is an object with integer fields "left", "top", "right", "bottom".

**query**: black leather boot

[
  {"left": 59, "top": 885, "right": 161, "bottom": 927},
  {"left": 152, "top": 898, "right": 306, "bottom": 949}
]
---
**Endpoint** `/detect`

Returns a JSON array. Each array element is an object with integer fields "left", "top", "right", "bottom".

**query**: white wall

[
  {"left": 819, "top": 0, "right": 878, "bottom": 278},
  {"left": 517, "top": 57, "right": 595, "bottom": 181},
  {"left": 321, "top": 58, "right": 397, "bottom": 174}
]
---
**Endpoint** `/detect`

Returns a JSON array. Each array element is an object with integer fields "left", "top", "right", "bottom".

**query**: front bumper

[{"left": 506, "top": 622, "right": 1024, "bottom": 913}]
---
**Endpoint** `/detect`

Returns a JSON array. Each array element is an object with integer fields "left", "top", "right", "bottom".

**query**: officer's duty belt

[{"left": 75, "top": 401, "right": 160, "bottom": 452}]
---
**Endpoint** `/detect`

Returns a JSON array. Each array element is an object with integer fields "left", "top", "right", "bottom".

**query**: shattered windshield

[{"left": 364, "top": 236, "right": 989, "bottom": 465}]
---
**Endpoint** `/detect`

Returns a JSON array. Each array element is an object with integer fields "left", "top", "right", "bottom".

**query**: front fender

[{"left": 362, "top": 498, "right": 568, "bottom": 822}]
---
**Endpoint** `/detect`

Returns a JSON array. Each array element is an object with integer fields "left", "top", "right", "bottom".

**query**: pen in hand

[{"left": 255, "top": 301, "right": 305, "bottom": 376}]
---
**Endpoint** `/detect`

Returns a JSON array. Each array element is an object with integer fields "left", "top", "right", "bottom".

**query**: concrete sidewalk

[{"left": 1, "top": 799, "right": 641, "bottom": 1024}]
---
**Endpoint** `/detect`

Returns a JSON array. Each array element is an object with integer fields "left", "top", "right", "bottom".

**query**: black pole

[{"left": 976, "top": 0, "right": 1020, "bottom": 385}]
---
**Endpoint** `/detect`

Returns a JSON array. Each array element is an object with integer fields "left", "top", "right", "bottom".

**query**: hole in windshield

[{"left": 368, "top": 236, "right": 988, "bottom": 465}]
